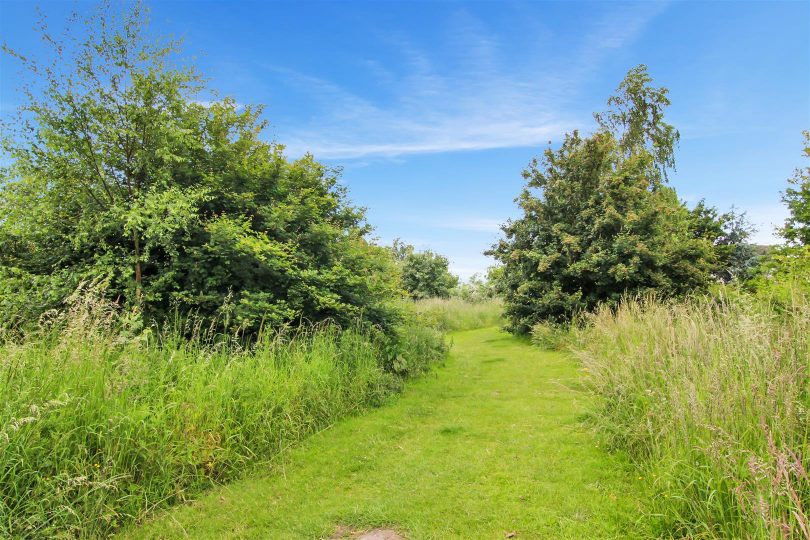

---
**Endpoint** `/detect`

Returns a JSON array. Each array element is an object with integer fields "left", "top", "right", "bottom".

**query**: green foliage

[
  {"left": 687, "top": 201, "right": 759, "bottom": 282},
  {"left": 749, "top": 245, "right": 810, "bottom": 305},
  {"left": 393, "top": 241, "right": 458, "bottom": 300},
  {"left": 780, "top": 131, "right": 810, "bottom": 246},
  {"left": 747, "top": 134, "right": 810, "bottom": 304},
  {"left": 594, "top": 64, "right": 680, "bottom": 184},
  {"left": 0, "top": 298, "right": 447, "bottom": 538},
  {"left": 576, "top": 292, "right": 809, "bottom": 537},
  {"left": 530, "top": 321, "right": 571, "bottom": 351},
  {"left": 490, "top": 66, "right": 716, "bottom": 332},
  {"left": 451, "top": 271, "right": 500, "bottom": 302},
  {"left": 383, "top": 320, "right": 448, "bottom": 377},
  {"left": 0, "top": 3, "right": 401, "bottom": 333}
]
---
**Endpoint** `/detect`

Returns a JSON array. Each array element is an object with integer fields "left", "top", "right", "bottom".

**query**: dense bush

[
  {"left": 575, "top": 292, "right": 809, "bottom": 538},
  {"left": 687, "top": 201, "right": 759, "bottom": 282},
  {"left": 0, "top": 3, "right": 401, "bottom": 334},
  {"left": 0, "top": 298, "right": 446, "bottom": 538},
  {"left": 750, "top": 245, "right": 810, "bottom": 304}
]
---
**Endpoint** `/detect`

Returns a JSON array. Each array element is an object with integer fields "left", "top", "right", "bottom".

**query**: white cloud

[
  {"left": 449, "top": 254, "right": 498, "bottom": 281},
  {"left": 265, "top": 3, "right": 667, "bottom": 160}
]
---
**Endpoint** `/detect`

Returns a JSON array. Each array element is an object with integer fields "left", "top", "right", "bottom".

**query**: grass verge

[
  {"left": 0, "top": 303, "right": 445, "bottom": 538},
  {"left": 575, "top": 291, "right": 809, "bottom": 538}
]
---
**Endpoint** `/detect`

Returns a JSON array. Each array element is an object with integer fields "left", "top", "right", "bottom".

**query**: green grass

[
  {"left": 410, "top": 298, "right": 502, "bottom": 332},
  {"left": 0, "top": 305, "right": 446, "bottom": 538},
  {"left": 126, "top": 327, "right": 645, "bottom": 539},
  {"left": 575, "top": 292, "right": 810, "bottom": 538}
]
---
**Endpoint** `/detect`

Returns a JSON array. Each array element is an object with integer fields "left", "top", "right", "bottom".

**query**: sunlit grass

[
  {"left": 125, "top": 327, "right": 644, "bottom": 539},
  {"left": 410, "top": 297, "right": 502, "bottom": 332},
  {"left": 575, "top": 290, "right": 810, "bottom": 538},
  {"left": 0, "top": 301, "right": 446, "bottom": 538}
]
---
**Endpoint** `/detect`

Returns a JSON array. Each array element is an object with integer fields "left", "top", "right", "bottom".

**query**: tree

[
  {"left": 395, "top": 244, "right": 458, "bottom": 300},
  {"left": 489, "top": 66, "right": 715, "bottom": 332},
  {"left": 780, "top": 131, "right": 810, "bottom": 246},
  {"left": 594, "top": 64, "right": 680, "bottom": 184},
  {"left": 0, "top": 2, "right": 401, "bottom": 332},
  {"left": 451, "top": 270, "right": 499, "bottom": 302},
  {"left": 750, "top": 131, "right": 810, "bottom": 301},
  {"left": 687, "top": 201, "right": 758, "bottom": 282}
]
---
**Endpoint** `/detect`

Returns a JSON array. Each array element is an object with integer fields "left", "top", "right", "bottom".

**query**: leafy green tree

[
  {"left": 395, "top": 244, "right": 458, "bottom": 300},
  {"left": 780, "top": 131, "right": 810, "bottom": 246},
  {"left": 451, "top": 271, "right": 499, "bottom": 302},
  {"left": 750, "top": 132, "right": 810, "bottom": 301},
  {"left": 489, "top": 66, "right": 715, "bottom": 332},
  {"left": 0, "top": 2, "right": 401, "bottom": 332},
  {"left": 389, "top": 238, "right": 414, "bottom": 262},
  {"left": 687, "top": 201, "right": 758, "bottom": 282},
  {"left": 594, "top": 64, "right": 680, "bottom": 184}
]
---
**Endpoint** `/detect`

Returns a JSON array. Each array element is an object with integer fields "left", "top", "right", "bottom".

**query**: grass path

[{"left": 126, "top": 327, "right": 644, "bottom": 539}]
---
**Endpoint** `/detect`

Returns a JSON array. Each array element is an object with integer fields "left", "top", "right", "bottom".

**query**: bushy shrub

[
  {"left": 749, "top": 245, "right": 810, "bottom": 306},
  {"left": 400, "top": 250, "right": 458, "bottom": 300},
  {"left": 576, "top": 291, "right": 809, "bottom": 537}
]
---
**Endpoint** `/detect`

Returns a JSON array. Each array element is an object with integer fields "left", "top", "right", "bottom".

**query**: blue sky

[{"left": 1, "top": 1, "right": 808, "bottom": 279}]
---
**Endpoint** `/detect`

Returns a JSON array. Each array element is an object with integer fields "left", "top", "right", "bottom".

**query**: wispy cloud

[
  {"left": 265, "top": 2, "right": 668, "bottom": 160},
  {"left": 448, "top": 254, "right": 498, "bottom": 281}
]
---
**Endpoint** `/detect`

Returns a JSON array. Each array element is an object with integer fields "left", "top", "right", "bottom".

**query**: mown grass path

[{"left": 127, "top": 327, "right": 644, "bottom": 539}]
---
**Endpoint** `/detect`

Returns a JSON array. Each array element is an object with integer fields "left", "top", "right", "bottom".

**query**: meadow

[
  {"left": 410, "top": 297, "right": 503, "bottom": 332},
  {"left": 567, "top": 289, "right": 810, "bottom": 538},
  {"left": 1, "top": 2, "right": 808, "bottom": 538},
  {"left": 0, "top": 297, "right": 471, "bottom": 537}
]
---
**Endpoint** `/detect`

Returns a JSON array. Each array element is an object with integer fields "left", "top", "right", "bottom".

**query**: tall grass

[
  {"left": 411, "top": 297, "right": 503, "bottom": 332},
  {"left": 0, "top": 300, "right": 445, "bottom": 538},
  {"left": 576, "top": 291, "right": 809, "bottom": 538}
]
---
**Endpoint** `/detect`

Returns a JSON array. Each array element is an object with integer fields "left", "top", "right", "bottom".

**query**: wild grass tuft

[
  {"left": 410, "top": 297, "right": 502, "bottom": 332},
  {"left": 575, "top": 290, "right": 809, "bottom": 538},
  {"left": 530, "top": 321, "right": 572, "bottom": 351},
  {"left": 0, "top": 298, "right": 446, "bottom": 538}
]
